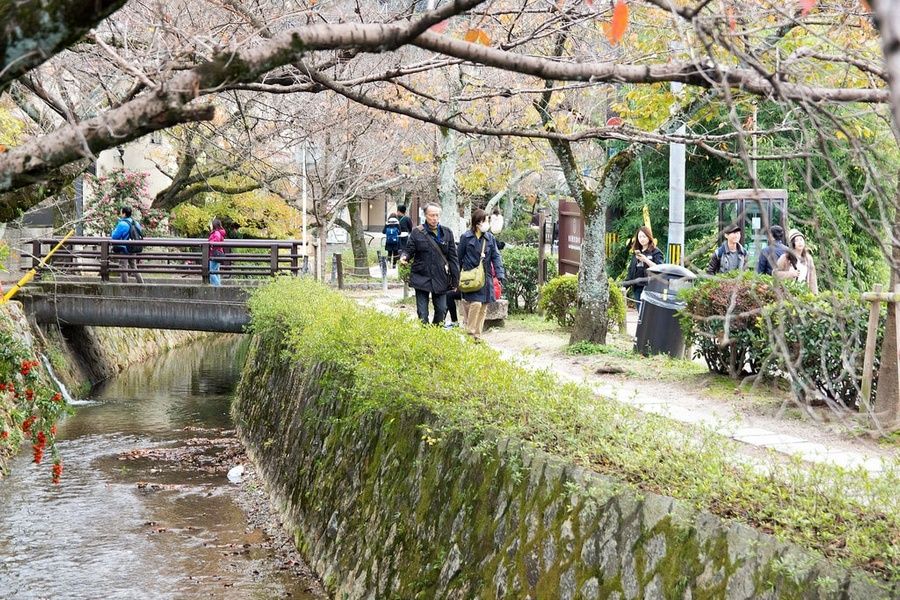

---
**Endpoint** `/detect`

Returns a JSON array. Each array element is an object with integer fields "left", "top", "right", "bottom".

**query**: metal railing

[{"left": 28, "top": 237, "right": 308, "bottom": 283}]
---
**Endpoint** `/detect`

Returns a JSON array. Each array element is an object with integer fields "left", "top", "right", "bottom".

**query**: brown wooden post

[
  {"left": 860, "top": 283, "right": 883, "bottom": 418},
  {"left": 874, "top": 283, "right": 900, "bottom": 430},
  {"left": 31, "top": 240, "right": 42, "bottom": 280},
  {"left": 537, "top": 211, "right": 546, "bottom": 288},
  {"left": 100, "top": 241, "right": 110, "bottom": 282},
  {"left": 335, "top": 254, "right": 344, "bottom": 290},
  {"left": 201, "top": 243, "right": 210, "bottom": 284},
  {"left": 270, "top": 244, "right": 279, "bottom": 276},
  {"left": 31, "top": 240, "right": 41, "bottom": 270},
  {"left": 291, "top": 243, "right": 299, "bottom": 275}
]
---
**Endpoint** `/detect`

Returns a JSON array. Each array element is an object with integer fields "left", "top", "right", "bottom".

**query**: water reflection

[{"left": 0, "top": 336, "right": 316, "bottom": 600}]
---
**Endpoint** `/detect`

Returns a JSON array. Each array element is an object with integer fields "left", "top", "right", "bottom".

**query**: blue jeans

[{"left": 210, "top": 260, "right": 221, "bottom": 286}]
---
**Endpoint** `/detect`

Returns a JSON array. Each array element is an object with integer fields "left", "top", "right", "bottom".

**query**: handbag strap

[{"left": 418, "top": 225, "right": 449, "bottom": 268}]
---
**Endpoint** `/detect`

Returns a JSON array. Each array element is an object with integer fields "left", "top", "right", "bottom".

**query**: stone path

[{"left": 355, "top": 289, "right": 896, "bottom": 476}]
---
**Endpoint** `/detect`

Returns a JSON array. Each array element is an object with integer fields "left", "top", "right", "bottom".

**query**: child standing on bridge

[{"left": 208, "top": 219, "right": 227, "bottom": 286}]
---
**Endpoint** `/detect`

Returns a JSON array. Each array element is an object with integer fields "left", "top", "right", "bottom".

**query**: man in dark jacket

[
  {"left": 399, "top": 202, "right": 460, "bottom": 325},
  {"left": 756, "top": 225, "right": 787, "bottom": 276},
  {"left": 707, "top": 223, "right": 747, "bottom": 275},
  {"left": 396, "top": 205, "right": 413, "bottom": 252}
]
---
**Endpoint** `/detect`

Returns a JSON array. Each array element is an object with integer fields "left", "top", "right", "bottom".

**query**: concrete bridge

[
  {"left": 18, "top": 281, "right": 255, "bottom": 333},
  {"left": 12, "top": 236, "right": 309, "bottom": 333}
]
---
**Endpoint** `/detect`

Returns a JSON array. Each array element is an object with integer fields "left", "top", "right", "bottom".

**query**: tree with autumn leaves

[{"left": 0, "top": 0, "right": 896, "bottom": 356}]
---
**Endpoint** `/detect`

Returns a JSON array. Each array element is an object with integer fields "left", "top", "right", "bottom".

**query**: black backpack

[{"left": 127, "top": 219, "right": 144, "bottom": 253}]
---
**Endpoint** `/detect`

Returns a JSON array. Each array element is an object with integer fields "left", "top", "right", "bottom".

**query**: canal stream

[{"left": 0, "top": 337, "right": 325, "bottom": 599}]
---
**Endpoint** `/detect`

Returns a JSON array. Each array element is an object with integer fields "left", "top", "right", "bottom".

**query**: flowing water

[{"left": 0, "top": 337, "right": 322, "bottom": 599}]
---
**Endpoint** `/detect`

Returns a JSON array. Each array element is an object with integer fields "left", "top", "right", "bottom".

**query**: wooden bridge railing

[{"left": 28, "top": 237, "right": 308, "bottom": 283}]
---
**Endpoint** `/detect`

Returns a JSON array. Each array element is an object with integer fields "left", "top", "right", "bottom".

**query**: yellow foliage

[{"left": 0, "top": 101, "right": 25, "bottom": 147}]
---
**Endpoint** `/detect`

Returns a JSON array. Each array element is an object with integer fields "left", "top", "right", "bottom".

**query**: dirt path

[{"left": 354, "top": 289, "right": 896, "bottom": 474}]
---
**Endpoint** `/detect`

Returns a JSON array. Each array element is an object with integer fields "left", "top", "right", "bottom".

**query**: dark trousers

[
  {"left": 386, "top": 244, "right": 400, "bottom": 267},
  {"left": 446, "top": 289, "right": 461, "bottom": 323},
  {"left": 415, "top": 289, "right": 447, "bottom": 325}
]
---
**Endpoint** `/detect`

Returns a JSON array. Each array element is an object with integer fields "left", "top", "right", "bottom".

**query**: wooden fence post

[
  {"left": 860, "top": 283, "right": 882, "bottom": 417},
  {"left": 537, "top": 211, "right": 546, "bottom": 288},
  {"left": 270, "top": 244, "right": 279, "bottom": 277},
  {"left": 871, "top": 284, "right": 900, "bottom": 431},
  {"left": 201, "top": 243, "right": 210, "bottom": 284},
  {"left": 100, "top": 241, "right": 110, "bottom": 282},
  {"left": 335, "top": 254, "right": 344, "bottom": 290}
]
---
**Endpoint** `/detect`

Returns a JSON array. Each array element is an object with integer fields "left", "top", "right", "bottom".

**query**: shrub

[
  {"left": 678, "top": 273, "right": 780, "bottom": 377},
  {"left": 398, "top": 259, "right": 411, "bottom": 284},
  {"left": 501, "top": 246, "right": 557, "bottom": 313},
  {"left": 0, "top": 241, "right": 8, "bottom": 273},
  {"left": 757, "top": 292, "right": 883, "bottom": 409},
  {"left": 0, "top": 330, "right": 72, "bottom": 482},
  {"left": 246, "top": 278, "right": 900, "bottom": 582},
  {"left": 83, "top": 170, "right": 169, "bottom": 237},
  {"left": 540, "top": 274, "right": 626, "bottom": 333},
  {"left": 496, "top": 226, "right": 538, "bottom": 247}
]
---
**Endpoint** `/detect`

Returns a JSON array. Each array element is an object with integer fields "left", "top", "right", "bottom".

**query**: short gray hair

[{"left": 423, "top": 202, "right": 442, "bottom": 215}]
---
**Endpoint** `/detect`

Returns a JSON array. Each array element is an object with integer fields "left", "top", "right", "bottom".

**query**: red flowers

[
  {"left": 32, "top": 431, "right": 46, "bottom": 464},
  {"left": 0, "top": 430, "right": 8, "bottom": 440},
  {"left": 51, "top": 393, "right": 62, "bottom": 403},
  {"left": 19, "top": 360, "right": 40, "bottom": 377},
  {"left": 21, "top": 415, "right": 36, "bottom": 433},
  {"left": 50, "top": 425, "right": 57, "bottom": 436},
  {"left": 52, "top": 461, "right": 63, "bottom": 484},
  {"left": 24, "top": 388, "right": 34, "bottom": 401}
]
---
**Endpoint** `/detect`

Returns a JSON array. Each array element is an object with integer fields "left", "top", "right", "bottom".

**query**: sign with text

[{"left": 558, "top": 199, "right": 583, "bottom": 275}]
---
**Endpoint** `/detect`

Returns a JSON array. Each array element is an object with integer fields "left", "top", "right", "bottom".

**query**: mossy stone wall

[{"left": 235, "top": 335, "right": 891, "bottom": 599}]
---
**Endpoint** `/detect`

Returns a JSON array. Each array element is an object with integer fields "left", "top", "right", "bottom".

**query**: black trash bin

[{"left": 634, "top": 264, "right": 696, "bottom": 357}]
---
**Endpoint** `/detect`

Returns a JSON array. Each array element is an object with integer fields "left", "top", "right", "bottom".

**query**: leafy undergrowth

[{"left": 249, "top": 278, "right": 900, "bottom": 584}]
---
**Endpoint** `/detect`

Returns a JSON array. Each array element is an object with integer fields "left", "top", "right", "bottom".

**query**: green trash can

[{"left": 634, "top": 264, "right": 696, "bottom": 357}]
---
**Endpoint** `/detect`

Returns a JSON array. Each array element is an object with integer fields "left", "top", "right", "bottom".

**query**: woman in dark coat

[
  {"left": 457, "top": 208, "right": 505, "bottom": 339},
  {"left": 626, "top": 226, "right": 664, "bottom": 302}
]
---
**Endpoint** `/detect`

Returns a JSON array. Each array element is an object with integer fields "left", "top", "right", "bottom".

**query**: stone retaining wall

[{"left": 234, "top": 335, "right": 891, "bottom": 599}]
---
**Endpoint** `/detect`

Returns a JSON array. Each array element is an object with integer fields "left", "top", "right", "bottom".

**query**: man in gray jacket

[{"left": 707, "top": 223, "right": 747, "bottom": 275}]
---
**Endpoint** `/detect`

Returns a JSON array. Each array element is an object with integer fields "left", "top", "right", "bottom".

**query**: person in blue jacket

[
  {"left": 110, "top": 206, "right": 144, "bottom": 283},
  {"left": 756, "top": 225, "right": 787, "bottom": 276},
  {"left": 457, "top": 208, "right": 505, "bottom": 339}
]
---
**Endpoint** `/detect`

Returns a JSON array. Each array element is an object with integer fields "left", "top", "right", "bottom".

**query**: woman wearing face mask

[{"left": 457, "top": 208, "right": 506, "bottom": 339}]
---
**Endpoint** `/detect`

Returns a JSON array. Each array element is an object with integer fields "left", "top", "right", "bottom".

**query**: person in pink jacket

[{"left": 208, "top": 219, "right": 227, "bottom": 286}]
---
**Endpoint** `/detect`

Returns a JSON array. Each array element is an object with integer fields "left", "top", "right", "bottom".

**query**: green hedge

[
  {"left": 678, "top": 273, "right": 778, "bottom": 377},
  {"left": 758, "top": 292, "right": 883, "bottom": 409},
  {"left": 539, "top": 274, "right": 626, "bottom": 333},
  {"left": 679, "top": 274, "right": 883, "bottom": 408},
  {"left": 496, "top": 225, "right": 538, "bottom": 247},
  {"left": 248, "top": 277, "right": 899, "bottom": 583},
  {"left": 501, "top": 246, "right": 557, "bottom": 313}
]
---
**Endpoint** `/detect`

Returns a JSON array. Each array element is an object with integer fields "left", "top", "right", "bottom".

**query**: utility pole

[
  {"left": 667, "top": 80, "right": 686, "bottom": 266},
  {"left": 301, "top": 140, "right": 309, "bottom": 259}
]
